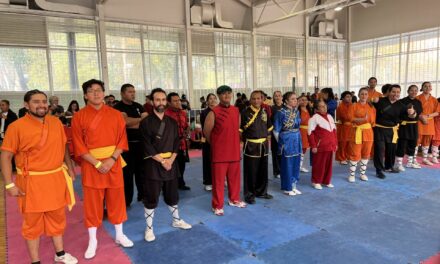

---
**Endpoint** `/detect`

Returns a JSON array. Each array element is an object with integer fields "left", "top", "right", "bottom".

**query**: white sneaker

[
  {"left": 406, "top": 162, "right": 421, "bottom": 169},
  {"left": 348, "top": 176, "right": 355, "bottom": 183},
  {"left": 172, "top": 219, "right": 192, "bottom": 230},
  {"left": 54, "top": 253, "right": 78, "bottom": 264},
  {"left": 360, "top": 175, "right": 369, "bottom": 181},
  {"left": 144, "top": 228, "right": 155, "bottom": 242},
  {"left": 84, "top": 240, "right": 97, "bottom": 259},
  {"left": 423, "top": 159, "right": 433, "bottom": 166},
  {"left": 293, "top": 188, "right": 302, "bottom": 195},
  {"left": 394, "top": 165, "right": 406, "bottom": 172},
  {"left": 204, "top": 185, "right": 212, "bottom": 191},
  {"left": 432, "top": 157, "right": 439, "bottom": 164},
  {"left": 284, "top": 190, "right": 296, "bottom": 196},
  {"left": 300, "top": 167, "right": 309, "bottom": 173},
  {"left": 340, "top": 161, "right": 348, "bottom": 165},
  {"left": 228, "top": 200, "right": 247, "bottom": 208},
  {"left": 212, "top": 208, "right": 224, "bottom": 216},
  {"left": 312, "top": 183, "right": 322, "bottom": 190},
  {"left": 326, "top": 183, "right": 334, "bottom": 188},
  {"left": 115, "top": 235, "right": 134, "bottom": 248}
]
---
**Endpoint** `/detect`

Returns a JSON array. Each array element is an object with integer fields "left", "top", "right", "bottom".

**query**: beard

[
  {"left": 154, "top": 105, "right": 166, "bottom": 113},
  {"left": 29, "top": 108, "right": 48, "bottom": 118}
]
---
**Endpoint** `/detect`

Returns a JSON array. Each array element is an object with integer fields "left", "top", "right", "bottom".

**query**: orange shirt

[
  {"left": 434, "top": 104, "right": 440, "bottom": 141},
  {"left": 348, "top": 102, "right": 376, "bottom": 142},
  {"left": 336, "top": 102, "right": 353, "bottom": 142},
  {"left": 71, "top": 104, "right": 128, "bottom": 189},
  {"left": 368, "top": 89, "right": 382, "bottom": 102},
  {"left": 417, "top": 94, "right": 439, "bottom": 136},
  {"left": 299, "top": 108, "right": 310, "bottom": 149},
  {"left": 1, "top": 114, "right": 68, "bottom": 213}
]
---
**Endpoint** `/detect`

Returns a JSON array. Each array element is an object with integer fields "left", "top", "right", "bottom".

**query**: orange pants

[
  {"left": 348, "top": 141, "right": 374, "bottom": 161},
  {"left": 336, "top": 140, "right": 350, "bottom": 161},
  {"left": 418, "top": 135, "right": 433, "bottom": 146},
  {"left": 83, "top": 186, "right": 127, "bottom": 228},
  {"left": 22, "top": 206, "right": 66, "bottom": 240}
]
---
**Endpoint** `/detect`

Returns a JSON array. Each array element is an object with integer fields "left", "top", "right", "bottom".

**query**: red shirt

[
  {"left": 165, "top": 107, "right": 189, "bottom": 151},
  {"left": 210, "top": 104, "right": 240, "bottom": 163},
  {"left": 308, "top": 112, "right": 337, "bottom": 152},
  {"left": 262, "top": 103, "right": 272, "bottom": 119},
  {"left": 143, "top": 103, "right": 153, "bottom": 115}
]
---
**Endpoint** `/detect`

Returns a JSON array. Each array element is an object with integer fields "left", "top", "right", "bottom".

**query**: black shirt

[
  {"left": 373, "top": 97, "right": 408, "bottom": 143},
  {"left": 140, "top": 113, "right": 180, "bottom": 181},
  {"left": 397, "top": 97, "right": 422, "bottom": 139},
  {"left": 240, "top": 106, "right": 273, "bottom": 157},
  {"left": 114, "top": 101, "right": 144, "bottom": 142}
]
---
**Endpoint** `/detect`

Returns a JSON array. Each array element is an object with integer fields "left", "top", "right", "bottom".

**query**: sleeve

[
  {"left": 172, "top": 121, "right": 180, "bottom": 154},
  {"left": 239, "top": 110, "right": 246, "bottom": 133},
  {"left": 0, "top": 123, "right": 19, "bottom": 154},
  {"left": 71, "top": 114, "right": 90, "bottom": 157},
  {"left": 267, "top": 110, "right": 273, "bottom": 132},
  {"left": 57, "top": 119, "right": 67, "bottom": 146},
  {"left": 115, "top": 112, "right": 129, "bottom": 152},
  {"left": 10, "top": 112, "right": 18, "bottom": 122},
  {"left": 308, "top": 116, "right": 318, "bottom": 148},
  {"left": 370, "top": 106, "right": 376, "bottom": 127},
  {"left": 272, "top": 111, "right": 282, "bottom": 141},
  {"left": 327, "top": 100, "right": 337, "bottom": 116},
  {"left": 139, "top": 104, "right": 145, "bottom": 114},
  {"left": 294, "top": 109, "right": 301, "bottom": 128},
  {"left": 140, "top": 118, "right": 158, "bottom": 158},
  {"left": 336, "top": 104, "right": 342, "bottom": 122}
]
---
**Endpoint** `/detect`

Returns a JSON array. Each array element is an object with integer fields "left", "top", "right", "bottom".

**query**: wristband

[
  {"left": 95, "top": 161, "right": 102, "bottom": 169},
  {"left": 5, "top": 183, "right": 15, "bottom": 190},
  {"left": 111, "top": 156, "right": 117, "bottom": 161}
]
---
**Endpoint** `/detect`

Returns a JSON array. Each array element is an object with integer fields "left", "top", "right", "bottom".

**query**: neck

[
  {"left": 220, "top": 102, "right": 230, "bottom": 107},
  {"left": 251, "top": 105, "right": 260, "bottom": 110},
  {"left": 388, "top": 97, "right": 397, "bottom": 103},
  {"left": 154, "top": 110, "right": 164, "bottom": 119},
  {"left": 359, "top": 100, "right": 367, "bottom": 104},
  {"left": 29, "top": 113, "right": 45, "bottom": 123},
  {"left": 89, "top": 102, "right": 103, "bottom": 110},
  {"left": 122, "top": 99, "right": 133, "bottom": 105},
  {"left": 423, "top": 93, "right": 430, "bottom": 97},
  {"left": 369, "top": 87, "right": 375, "bottom": 90}
]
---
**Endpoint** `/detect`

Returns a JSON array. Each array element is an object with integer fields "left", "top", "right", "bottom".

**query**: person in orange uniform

[
  {"left": 347, "top": 87, "right": 376, "bottom": 182},
  {"left": 71, "top": 79, "right": 133, "bottom": 259},
  {"left": 432, "top": 99, "right": 440, "bottom": 163},
  {"left": 416, "top": 81, "right": 439, "bottom": 165},
  {"left": 298, "top": 95, "right": 312, "bottom": 172},
  {"left": 335, "top": 91, "right": 353, "bottom": 165},
  {"left": 1, "top": 90, "right": 77, "bottom": 264},
  {"left": 367, "top": 77, "right": 383, "bottom": 102}
]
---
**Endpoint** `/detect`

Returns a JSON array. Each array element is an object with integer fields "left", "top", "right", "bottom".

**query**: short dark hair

[
  {"left": 206, "top": 93, "right": 216, "bottom": 101},
  {"left": 368, "top": 77, "right": 377, "bottom": 83},
  {"left": 381, "top": 84, "right": 392, "bottom": 94},
  {"left": 421, "top": 81, "right": 431, "bottom": 91},
  {"left": 108, "top": 94, "right": 115, "bottom": 99},
  {"left": 121, "top": 83, "right": 134, "bottom": 93},
  {"left": 167, "top": 92, "right": 179, "bottom": 102},
  {"left": 389, "top": 84, "right": 401, "bottom": 91},
  {"left": 340, "top": 91, "right": 352, "bottom": 100},
  {"left": 1, "top": 99, "right": 10, "bottom": 105},
  {"left": 282, "top": 91, "right": 296, "bottom": 104},
  {"left": 24, "top": 89, "right": 47, "bottom": 103},
  {"left": 320, "top": 87, "right": 335, "bottom": 100},
  {"left": 407, "top": 84, "right": 418, "bottom": 92},
  {"left": 358, "top": 87, "right": 369, "bottom": 96},
  {"left": 150, "top": 88, "right": 166, "bottom": 100},
  {"left": 82, "top": 79, "right": 105, "bottom": 94},
  {"left": 250, "top": 90, "right": 263, "bottom": 99}
]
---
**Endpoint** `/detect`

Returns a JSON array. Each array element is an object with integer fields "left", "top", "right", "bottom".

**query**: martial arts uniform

[
  {"left": 200, "top": 107, "right": 213, "bottom": 187},
  {"left": 270, "top": 104, "right": 283, "bottom": 177},
  {"left": 336, "top": 101, "right": 352, "bottom": 163},
  {"left": 416, "top": 93, "right": 439, "bottom": 164},
  {"left": 432, "top": 102, "right": 440, "bottom": 163},
  {"left": 299, "top": 107, "right": 311, "bottom": 172}
]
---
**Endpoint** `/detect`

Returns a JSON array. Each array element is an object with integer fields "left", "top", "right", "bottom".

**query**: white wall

[{"left": 350, "top": 0, "right": 440, "bottom": 42}]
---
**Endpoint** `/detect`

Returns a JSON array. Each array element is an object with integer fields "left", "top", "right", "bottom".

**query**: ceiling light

[{"left": 334, "top": 6, "right": 343, "bottom": 11}]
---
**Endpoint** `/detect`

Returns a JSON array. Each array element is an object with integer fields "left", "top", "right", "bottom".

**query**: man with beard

[
  {"left": 1, "top": 90, "right": 77, "bottom": 264},
  {"left": 367, "top": 77, "right": 383, "bottom": 102},
  {"left": 140, "top": 88, "right": 192, "bottom": 242},
  {"left": 373, "top": 84, "right": 416, "bottom": 179},
  {"left": 72, "top": 79, "right": 133, "bottom": 259},
  {"left": 204, "top": 85, "right": 246, "bottom": 216},
  {"left": 114, "top": 83, "right": 148, "bottom": 206}
]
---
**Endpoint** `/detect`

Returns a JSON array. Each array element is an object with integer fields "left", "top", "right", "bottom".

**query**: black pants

[
  {"left": 243, "top": 155, "right": 269, "bottom": 201},
  {"left": 143, "top": 178, "right": 179, "bottom": 209},
  {"left": 202, "top": 143, "right": 212, "bottom": 185},
  {"left": 396, "top": 138, "right": 417, "bottom": 157},
  {"left": 121, "top": 142, "right": 145, "bottom": 206},
  {"left": 270, "top": 135, "right": 281, "bottom": 176},
  {"left": 374, "top": 140, "right": 396, "bottom": 172},
  {"left": 176, "top": 150, "right": 188, "bottom": 187}
]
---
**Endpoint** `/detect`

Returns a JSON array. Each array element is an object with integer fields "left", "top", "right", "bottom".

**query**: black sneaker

[
  {"left": 256, "top": 193, "right": 274, "bottom": 199},
  {"left": 245, "top": 198, "right": 256, "bottom": 204},
  {"left": 178, "top": 185, "right": 191, "bottom": 191},
  {"left": 376, "top": 171, "right": 386, "bottom": 179}
]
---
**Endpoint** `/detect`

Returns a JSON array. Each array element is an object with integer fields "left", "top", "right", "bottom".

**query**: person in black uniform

[
  {"left": 394, "top": 85, "right": 423, "bottom": 171},
  {"left": 271, "top": 91, "right": 283, "bottom": 179},
  {"left": 200, "top": 93, "right": 217, "bottom": 191},
  {"left": 140, "top": 88, "right": 191, "bottom": 242},
  {"left": 113, "top": 83, "right": 148, "bottom": 207},
  {"left": 240, "top": 90, "right": 274, "bottom": 204},
  {"left": 372, "top": 84, "right": 417, "bottom": 179}
]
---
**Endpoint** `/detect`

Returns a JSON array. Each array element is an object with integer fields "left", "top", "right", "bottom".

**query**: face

[
  {"left": 250, "top": 92, "right": 263, "bottom": 108},
  {"left": 207, "top": 95, "right": 217, "bottom": 107},
  {"left": 169, "top": 95, "right": 181, "bottom": 109},
  {"left": 122, "top": 87, "right": 136, "bottom": 102},
  {"left": 85, "top": 84, "right": 105, "bottom": 106},
  {"left": 408, "top": 86, "right": 418, "bottom": 98},
  {"left": 273, "top": 91, "right": 282, "bottom": 105},
  {"left": 321, "top": 92, "right": 329, "bottom": 100},
  {"left": 343, "top": 94, "right": 352, "bottom": 103},
  {"left": 316, "top": 101, "right": 327, "bottom": 114},
  {"left": 315, "top": 88, "right": 319, "bottom": 94},
  {"left": 51, "top": 96, "right": 59, "bottom": 106},
  {"left": 422, "top": 82, "right": 432, "bottom": 94},
  {"left": 153, "top": 92, "right": 167, "bottom": 113},
  {"left": 368, "top": 79, "right": 377, "bottom": 89},
  {"left": 298, "top": 97, "right": 308, "bottom": 107},
  {"left": 218, "top": 91, "right": 232, "bottom": 105},
  {"left": 71, "top": 103, "right": 79, "bottom": 111},
  {"left": 25, "top": 93, "right": 48, "bottom": 118},
  {"left": 0, "top": 101, "right": 9, "bottom": 112},
  {"left": 359, "top": 89, "right": 368, "bottom": 102},
  {"left": 388, "top": 87, "right": 401, "bottom": 101},
  {"left": 286, "top": 94, "right": 298, "bottom": 108}
]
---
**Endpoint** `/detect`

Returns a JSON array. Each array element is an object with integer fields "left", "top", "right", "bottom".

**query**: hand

[
  {"left": 98, "top": 158, "right": 115, "bottom": 174},
  {"left": 161, "top": 160, "right": 172, "bottom": 171},
  {"left": 312, "top": 148, "right": 318, "bottom": 154},
  {"left": 7, "top": 186, "right": 25, "bottom": 197},
  {"left": 372, "top": 97, "right": 379, "bottom": 103},
  {"left": 68, "top": 168, "right": 76, "bottom": 181},
  {"left": 141, "top": 112, "right": 149, "bottom": 119},
  {"left": 407, "top": 106, "right": 415, "bottom": 116}
]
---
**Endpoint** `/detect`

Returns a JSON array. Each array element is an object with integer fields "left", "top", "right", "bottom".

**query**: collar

[{"left": 250, "top": 105, "right": 260, "bottom": 113}]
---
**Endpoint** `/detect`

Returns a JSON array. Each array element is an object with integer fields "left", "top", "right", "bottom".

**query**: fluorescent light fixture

[{"left": 334, "top": 6, "right": 343, "bottom": 11}]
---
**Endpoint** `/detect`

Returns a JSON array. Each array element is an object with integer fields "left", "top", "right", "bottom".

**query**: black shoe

[
  {"left": 376, "top": 171, "right": 386, "bottom": 179},
  {"left": 178, "top": 185, "right": 191, "bottom": 191},
  {"left": 256, "top": 193, "right": 274, "bottom": 199},
  {"left": 245, "top": 198, "right": 256, "bottom": 204},
  {"left": 137, "top": 196, "right": 143, "bottom": 202}
]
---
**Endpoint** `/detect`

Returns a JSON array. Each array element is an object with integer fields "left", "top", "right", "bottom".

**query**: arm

[
  {"left": 203, "top": 111, "right": 215, "bottom": 143},
  {"left": 64, "top": 144, "right": 76, "bottom": 180},
  {"left": 1, "top": 151, "right": 25, "bottom": 196},
  {"left": 272, "top": 111, "right": 281, "bottom": 142}
]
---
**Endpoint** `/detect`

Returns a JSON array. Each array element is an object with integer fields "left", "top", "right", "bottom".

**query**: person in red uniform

[
  {"left": 308, "top": 100, "right": 338, "bottom": 190},
  {"left": 203, "top": 85, "right": 246, "bottom": 216},
  {"left": 165, "top": 92, "right": 191, "bottom": 190},
  {"left": 71, "top": 79, "right": 133, "bottom": 259},
  {"left": 335, "top": 91, "right": 353, "bottom": 165},
  {"left": 298, "top": 95, "right": 312, "bottom": 173}
]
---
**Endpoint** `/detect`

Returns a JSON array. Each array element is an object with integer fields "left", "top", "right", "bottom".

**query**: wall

[{"left": 350, "top": 0, "right": 440, "bottom": 42}]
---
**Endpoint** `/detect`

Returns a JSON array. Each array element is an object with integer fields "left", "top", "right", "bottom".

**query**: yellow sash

[
  {"left": 17, "top": 165, "right": 75, "bottom": 211},
  {"left": 89, "top": 146, "right": 126, "bottom": 167},
  {"left": 354, "top": 123, "right": 372, "bottom": 144},
  {"left": 401, "top": 121, "right": 418, "bottom": 126},
  {"left": 247, "top": 138, "right": 267, "bottom": 144},
  {"left": 300, "top": 125, "right": 308, "bottom": 129},
  {"left": 375, "top": 124, "right": 399, "bottom": 143},
  {"left": 243, "top": 108, "right": 261, "bottom": 130},
  {"left": 159, "top": 152, "right": 172, "bottom": 159}
]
